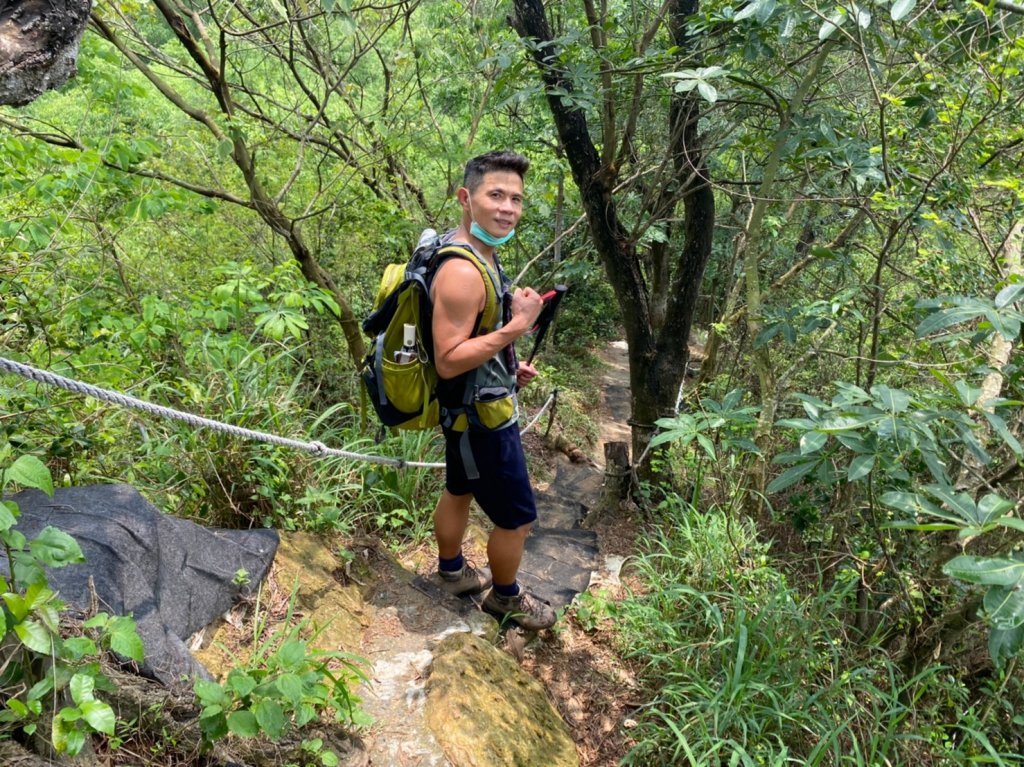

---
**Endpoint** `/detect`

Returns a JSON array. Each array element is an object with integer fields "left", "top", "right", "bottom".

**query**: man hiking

[{"left": 430, "top": 150, "right": 556, "bottom": 631}]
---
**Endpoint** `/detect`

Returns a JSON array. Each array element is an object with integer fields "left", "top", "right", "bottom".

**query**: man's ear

[{"left": 456, "top": 187, "right": 470, "bottom": 208}]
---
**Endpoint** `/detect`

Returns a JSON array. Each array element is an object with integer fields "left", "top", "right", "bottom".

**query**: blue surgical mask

[
  {"left": 470, "top": 221, "right": 516, "bottom": 247},
  {"left": 468, "top": 198, "right": 516, "bottom": 247}
]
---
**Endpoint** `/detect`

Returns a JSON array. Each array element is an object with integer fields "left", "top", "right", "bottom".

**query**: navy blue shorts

[{"left": 443, "top": 425, "right": 537, "bottom": 530}]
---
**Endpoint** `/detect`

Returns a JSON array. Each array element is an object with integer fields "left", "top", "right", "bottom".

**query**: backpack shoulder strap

[{"left": 433, "top": 244, "right": 502, "bottom": 332}]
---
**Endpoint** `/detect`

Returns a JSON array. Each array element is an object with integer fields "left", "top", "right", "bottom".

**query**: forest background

[{"left": 2, "top": 0, "right": 1024, "bottom": 764}]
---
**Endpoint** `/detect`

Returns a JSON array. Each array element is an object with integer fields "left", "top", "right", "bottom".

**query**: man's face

[{"left": 464, "top": 170, "right": 524, "bottom": 239}]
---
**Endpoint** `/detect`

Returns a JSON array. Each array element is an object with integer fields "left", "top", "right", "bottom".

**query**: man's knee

[{"left": 491, "top": 521, "right": 532, "bottom": 542}]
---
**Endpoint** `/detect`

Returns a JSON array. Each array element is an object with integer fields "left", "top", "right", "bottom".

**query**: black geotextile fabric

[{"left": 2, "top": 484, "right": 279, "bottom": 690}]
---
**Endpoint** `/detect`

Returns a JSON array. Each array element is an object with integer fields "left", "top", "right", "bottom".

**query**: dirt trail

[{"left": 354, "top": 340, "right": 636, "bottom": 766}]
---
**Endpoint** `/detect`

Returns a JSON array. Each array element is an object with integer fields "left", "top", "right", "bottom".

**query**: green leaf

[
  {"left": 734, "top": 0, "right": 764, "bottom": 21},
  {"left": 944, "top": 555, "right": 1024, "bottom": 587},
  {"left": 5, "top": 455, "right": 53, "bottom": 495},
  {"left": 15, "top": 618, "right": 53, "bottom": 653},
  {"left": 53, "top": 712, "right": 82, "bottom": 755},
  {"left": 254, "top": 699, "right": 287, "bottom": 740},
  {"left": 915, "top": 301, "right": 989, "bottom": 337},
  {"left": 984, "top": 586, "right": 1024, "bottom": 630},
  {"left": 818, "top": 10, "right": 845, "bottom": 40},
  {"left": 800, "top": 431, "right": 828, "bottom": 455},
  {"left": 767, "top": 460, "right": 818, "bottom": 493},
  {"left": 846, "top": 454, "right": 875, "bottom": 481},
  {"left": 30, "top": 527, "right": 84, "bottom": 567},
  {"left": 697, "top": 81, "right": 718, "bottom": 104},
  {"left": 925, "top": 485, "right": 984, "bottom": 525},
  {"left": 107, "top": 615, "right": 145, "bottom": 661},
  {"left": 871, "top": 385, "right": 910, "bottom": 413},
  {"left": 981, "top": 409, "right": 1023, "bottom": 454},
  {"left": 69, "top": 674, "right": 95, "bottom": 705},
  {"left": 0, "top": 500, "right": 19, "bottom": 531},
  {"left": 996, "top": 517, "right": 1024, "bottom": 535},
  {"left": 989, "top": 625, "right": 1024, "bottom": 668},
  {"left": 195, "top": 679, "right": 229, "bottom": 706},
  {"left": 890, "top": 0, "right": 916, "bottom": 21},
  {"left": 879, "top": 491, "right": 946, "bottom": 519},
  {"left": 5, "top": 699, "right": 29, "bottom": 717},
  {"left": 277, "top": 672, "right": 305, "bottom": 705},
  {"left": 80, "top": 699, "right": 116, "bottom": 735},
  {"left": 277, "top": 639, "right": 307, "bottom": 670},
  {"left": 228, "top": 669, "right": 258, "bottom": 698},
  {"left": 63, "top": 637, "right": 98, "bottom": 659},
  {"left": 227, "top": 710, "right": 260, "bottom": 738},
  {"left": 995, "top": 281, "right": 1024, "bottom": 309}
]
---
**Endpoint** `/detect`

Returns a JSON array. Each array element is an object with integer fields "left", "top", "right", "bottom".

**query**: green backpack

[{"left": 360, "top": 229, "right": 501, "bottom": 430}]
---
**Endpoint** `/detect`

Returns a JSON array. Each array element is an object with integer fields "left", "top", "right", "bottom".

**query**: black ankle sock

[
  {"left": 439, "top": 552, "right": 464, "bottom": 573},
  {"left": 493, "top": 581, "right": 520, "bottom": 597}
]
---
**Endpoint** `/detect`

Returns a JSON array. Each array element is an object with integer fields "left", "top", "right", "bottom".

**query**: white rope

[
  {"left": 519, "top": 388, "right": 557, "bottom": 436},
  {"left": 0, "top": 356, "right": 557, "bottom": 470}
]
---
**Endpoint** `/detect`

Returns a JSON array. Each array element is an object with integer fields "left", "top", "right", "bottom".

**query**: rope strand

[{"left": 0, "top": 356, "right": 556, "bottom": 470}]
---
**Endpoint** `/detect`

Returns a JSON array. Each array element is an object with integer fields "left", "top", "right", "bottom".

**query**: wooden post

[{"left": 601, "top": 441, "right": 631, "bottom": 507}]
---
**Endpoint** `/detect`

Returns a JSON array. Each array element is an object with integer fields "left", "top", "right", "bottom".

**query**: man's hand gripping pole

[{"left": 527, "top": 284, "right": 568, "bottom": 365}]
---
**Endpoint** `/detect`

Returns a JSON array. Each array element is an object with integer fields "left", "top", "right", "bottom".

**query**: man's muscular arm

[{"left": 432, "top": 259, "right": 543, "bottom": 380}]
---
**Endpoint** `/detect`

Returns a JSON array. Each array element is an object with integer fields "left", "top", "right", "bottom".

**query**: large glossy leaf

[
  {"left": 879, "top": 491, "right": 947, "bottom": 520},
  {"left": 871, "top": 385, "right": 910, "bottom": 413},
  {"left": 846, "top": 455, "right": 875, "bottom": 481},
  {"left": 995, "top": 281, "right": 1024, "bottom": 309},
  {"left": 15, "top": 618, "right": 52, "bottom": 654},
  {"left": 80, "top": 699, "right": 116, "bottom": 735},
  {"left": 984, "top": 586, "right": 1024, "bottom": 630},
  {"left": 915, "top": 300, "right": 989, "bottom": 337},
  {"left": 70, "top": 673, "right": 95, "bottom": 705},
  {"left": 800, "top": 431, "right": 828, "bottom": 455},
  {"left": 818, "top": 9, "right": 845, "bottom": 40},
  {"left": 767, "top": 459, "right": 818, "bottom": 493},
  {"left": 890, "top": 0, "right": 916, "bottom": 20},
  {"left": 989, "top": 625, "right": 1024, "bottom": 668},
  {"left": 943, "top": 555, "right": 1024, "bottom": 587},
  {"left": 925, "top": 486, "right": 984, "bottom": 525}
]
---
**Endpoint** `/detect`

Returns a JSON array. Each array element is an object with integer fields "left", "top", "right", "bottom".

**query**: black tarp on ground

[{"left": 2, "top": 484, "right": 279, "bottom": 690}]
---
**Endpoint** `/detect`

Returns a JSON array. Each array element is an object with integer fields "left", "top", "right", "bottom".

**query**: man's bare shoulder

[{"left": 434, "top": 256, "right": 487, "bottom": 296}]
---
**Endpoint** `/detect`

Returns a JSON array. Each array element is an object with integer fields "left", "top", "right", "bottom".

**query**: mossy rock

[{"left": 425, "top": 632, "right": 578, "bottom": 767}]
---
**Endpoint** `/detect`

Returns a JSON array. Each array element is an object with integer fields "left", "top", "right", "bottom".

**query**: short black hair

[{"left": 463, "top": 151, "right": 529, "bottom": 191}]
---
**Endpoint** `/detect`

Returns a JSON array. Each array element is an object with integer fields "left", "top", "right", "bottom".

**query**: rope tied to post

[{"left": 0, "top": 356, "right": 557, "bottom": 470}]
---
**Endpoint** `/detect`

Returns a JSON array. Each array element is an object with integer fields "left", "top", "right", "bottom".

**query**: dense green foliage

[
  {"left": 0, "top": 452, "right": 144, "bottom": 756},
  {"left": 3, "top": 0, "right": 1024, "bottom": 762}
]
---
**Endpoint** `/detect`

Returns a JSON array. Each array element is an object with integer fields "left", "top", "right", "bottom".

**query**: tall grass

[{"left": 616, "top": 495, "right": 1017, "bottom": 766}]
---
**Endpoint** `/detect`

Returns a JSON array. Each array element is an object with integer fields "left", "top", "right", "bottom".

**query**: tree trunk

[
  {"left": 511, "top": 0, "right": 714, "bottom": 485},
  {"left": 734, "top": 41, "right": 835, "bottom": 512},
  {"left": 0, "top": 0, "right": 90, "bottom": 106},
  {"left": 957, "top": 218, "right": 1024, "bottom": 487}
]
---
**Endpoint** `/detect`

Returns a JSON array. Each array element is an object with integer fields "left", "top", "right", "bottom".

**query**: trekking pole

[{"left": 526, "top": 284, "right": 568, "bottom": 365}]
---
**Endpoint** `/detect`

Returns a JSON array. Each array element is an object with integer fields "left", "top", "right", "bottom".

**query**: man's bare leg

[
  {"left": 483, "top": 523, "right": 555, "bottom": 629},
  {"left": 434, "top": 490, "right": 473, "bottom": 559},
  {"left": 487, "top": 523, "right": 531, "bottom": 586}
]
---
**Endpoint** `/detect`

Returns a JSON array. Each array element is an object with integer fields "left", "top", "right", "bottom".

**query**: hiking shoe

[
  {"left": 437, "top": 562, "right": 492, "bottom": 597},
  {"left": 482, "top": 587, "right": 557, "bottom": 630}
]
